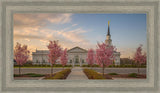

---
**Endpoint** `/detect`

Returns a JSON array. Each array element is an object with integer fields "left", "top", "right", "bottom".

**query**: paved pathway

[{"left": 66, "top": 67, "right": 88, "bottom": 80}]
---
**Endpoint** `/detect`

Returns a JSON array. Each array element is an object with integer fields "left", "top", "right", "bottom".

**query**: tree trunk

[
  {"left": 137, "top": 63, "right": 140, "bottom": 74},
  {"left": 102, "top": 66, "right": 105, "bottom": 77},
  {"left": 51, "top": 64, "right": 53, "bottom": 77},
  {"left": 102, "top": 62, "right": 105, "bottom": 77},
  {"left": 19, "top": 65, "right": 21, "bottom": 76}
]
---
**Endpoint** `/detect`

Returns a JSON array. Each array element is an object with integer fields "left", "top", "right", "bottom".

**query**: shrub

[
  {"left": 108, "top": 73, "right": 118, "bottom": 75},
  {"left": 127, "top": 65, "right": 131, "bottom": 68},
  {"left": 82, "top": 65, "right": 87, "bottom": 67},
  {"left": 82, "top": 64, "right": 99, "bottom": 67},
  {"left": 125, "top": 65, "right": 128, "bottom": 67},
  {"left": 64, "top": 65, "right": 72, "bottom": 67},
  {"left": 108, "top": 65, "right": 112, "bottom": 67},
  {"left": 75, "top": 65, "right": 80, "bottom": 67},
  {"left": 92, "top": 64, "right": 99, "bottom": 67},
  {"left": 116, "top": 65, "right": 119, "bottom": 67},
  {"left": 128, "top": 73, "right": 137, "bottom": 77}
]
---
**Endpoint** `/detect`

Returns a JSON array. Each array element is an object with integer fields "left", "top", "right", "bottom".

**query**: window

[
  {"left": 70, "top": 60, "right": 72, "bottom": 63},
  {"left": 82, "top": 59, "right": 84, "bottom": 63}
]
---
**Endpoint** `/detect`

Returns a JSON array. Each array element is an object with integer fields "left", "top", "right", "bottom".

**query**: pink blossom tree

[
  {"left": 133, "top": 44, "right": 146, "bottom": 74},
  {"left": 86, "top": 49, "right": 95, "bottom": 68},
  {"left": 14, "top": 42, "right": 30, "bottom": 75},
  {"left": 47, "top": 40, "right": 62, "bottom": 76},
  {"left": 60, "top": 48, "right": 68, "bottom": 69},
  {"left": 95, "top": 43, "right": 116, "bottom": 77}
]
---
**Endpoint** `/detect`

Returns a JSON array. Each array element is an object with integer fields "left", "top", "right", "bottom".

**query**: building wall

[
  {"left": 114, "top": 52, "right": 120, "bottom": 65},
  {"left": 32, "top": 54, "right": 50, "bottom": 65}
]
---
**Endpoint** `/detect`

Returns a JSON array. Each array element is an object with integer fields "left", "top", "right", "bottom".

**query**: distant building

[{"left": 32, "top": 21, "right": 120, "bottom": 66}]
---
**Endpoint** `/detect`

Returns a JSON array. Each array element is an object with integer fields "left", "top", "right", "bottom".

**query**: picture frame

[{"left": 0, "top": 0, "right": 159, "bottom": 93}]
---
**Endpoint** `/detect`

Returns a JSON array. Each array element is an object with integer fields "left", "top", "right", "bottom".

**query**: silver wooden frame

[{"left": 0, "top": 0, "right": 159, "bottom": 93}]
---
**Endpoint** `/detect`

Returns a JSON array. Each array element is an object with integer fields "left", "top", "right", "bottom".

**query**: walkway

[{"left": 66, "top": 67, "right": 88, "bottom": 80}]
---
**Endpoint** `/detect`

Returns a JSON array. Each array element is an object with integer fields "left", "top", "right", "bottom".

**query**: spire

[{"left": 107, "top": 21, "right": 110, "bottom": 36}]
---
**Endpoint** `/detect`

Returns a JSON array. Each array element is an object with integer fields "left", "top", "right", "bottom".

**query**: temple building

[
  {"left": 32, "top": 46, "right": 88, "bottom": 66},
  {"left": 32, "top": 21, "right": 120, "bottom": 66}
]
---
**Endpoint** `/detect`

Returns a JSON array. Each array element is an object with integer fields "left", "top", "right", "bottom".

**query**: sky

[{"left": 13, "top": 13, "right": 147, "bottom": 59}]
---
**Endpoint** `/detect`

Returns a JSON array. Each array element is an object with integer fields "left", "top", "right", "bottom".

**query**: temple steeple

[
  {"left": 107, "top": 21, "right": 110, "bottom": 36},
  {"left": 105, "top": 21, "right": 112, "bottom": 45}
]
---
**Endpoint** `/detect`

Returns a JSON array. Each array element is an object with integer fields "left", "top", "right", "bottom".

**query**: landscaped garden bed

[
  {"left": 106, "top": 73, "right": 146, "bottom": 79},
  {"left": 44, "top": 69, "right": 71, "bottom": 79},
  {"left": 83, "top": 69, "right": 111, "bottom": 79},
  {"left": 83, "top": 69, "right": 146, "bottom": 79}
]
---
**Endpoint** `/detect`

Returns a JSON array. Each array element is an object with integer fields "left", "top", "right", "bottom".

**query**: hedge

[
  {"left": 14, "top": 64, "right": 72, "bottom": 67},
  {"left": 108, "top": 64, "right": 146, "bottom": 68},
  {"left": 82, "top": 64, "right": 99, "bottom": 67}
]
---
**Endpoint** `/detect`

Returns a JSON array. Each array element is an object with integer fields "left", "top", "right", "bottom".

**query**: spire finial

[
  {"left": 107, "top": 21, "right": 110, "bottom": 36},
  {"left": 108, "top": 21, "right": 110, "bottom": 26}
]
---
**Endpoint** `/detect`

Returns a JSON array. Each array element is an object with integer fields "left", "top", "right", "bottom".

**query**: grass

[
  {"left": 24, "top": 73, "right": 45, "bottom": 77},
  {"left": 108, "top": 73, "right": 118, "bottom": 75},
  {"left": 14, "top": 73, "right": 45, "bottom": 77}
]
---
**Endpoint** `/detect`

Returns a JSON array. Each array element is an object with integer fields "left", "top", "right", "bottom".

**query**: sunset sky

[{"left": 13, "top": 13, "right": 146, "bottom": 59}]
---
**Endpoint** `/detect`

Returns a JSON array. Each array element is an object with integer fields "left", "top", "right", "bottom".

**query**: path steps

[{"left": 66, "top": 67, "right": 88, "bottom": 80}]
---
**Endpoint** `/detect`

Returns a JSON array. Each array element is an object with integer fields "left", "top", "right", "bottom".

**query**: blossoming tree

[
  {"left": 47, "top": 40, "right": 62, "bottom": 76},
  {"left": 60, "top": 48, "right": 68, "bottom": 69},
  {"left": 133, "top": 44, "right": 146, "bottom": 74},
  {"left": 86, "top": 49, "right": 95, "bottom": 68},
  {"left": 14, "top": 42, "right": 30, "bottom": 75},
  {"left": 95, "top": 43, "right": 115, "bottom": 77}
]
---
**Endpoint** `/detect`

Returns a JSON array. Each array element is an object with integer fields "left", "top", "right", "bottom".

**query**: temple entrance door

[{"left": 75, "top": 55, "right": 79, "bottom": 66}]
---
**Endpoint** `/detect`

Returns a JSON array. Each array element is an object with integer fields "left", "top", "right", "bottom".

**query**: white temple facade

[
  {"left": 32, "top": 21, "right": 120, "bottom": 66},
  {"left": 32, "top": 47, "right": 88, "bottom": 66}
]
